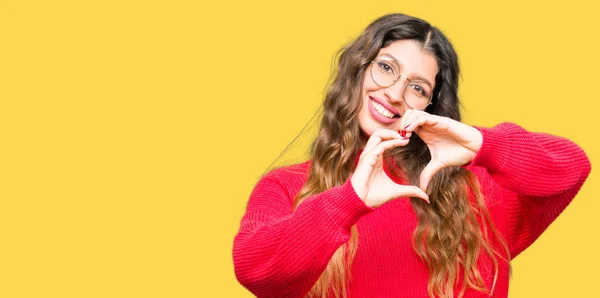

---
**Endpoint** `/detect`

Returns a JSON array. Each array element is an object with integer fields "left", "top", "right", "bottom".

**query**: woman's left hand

[{"left": 399, "top": 109, "right": 483, "bottom": 192}]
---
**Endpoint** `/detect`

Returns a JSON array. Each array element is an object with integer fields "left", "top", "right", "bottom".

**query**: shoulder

[
  {"left": 264, "top": 160, "right": 311, "bottom": 181},
  {"left": 256, "top": 161, "right": 312, "bottom": 196}
]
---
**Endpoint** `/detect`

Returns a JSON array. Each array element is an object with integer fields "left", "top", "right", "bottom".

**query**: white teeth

[{"left": 371, "top": 100, "right": 395, "bottom": 118}]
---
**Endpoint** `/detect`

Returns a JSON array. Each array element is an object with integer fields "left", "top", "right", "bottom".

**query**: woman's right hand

[{"left": 351, "top": 129, "right": 430, "bottom": 208}]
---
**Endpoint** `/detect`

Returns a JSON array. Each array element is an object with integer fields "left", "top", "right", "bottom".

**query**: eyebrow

[{"left": 378, "top": 54, "right": 434, "bottom": 88}]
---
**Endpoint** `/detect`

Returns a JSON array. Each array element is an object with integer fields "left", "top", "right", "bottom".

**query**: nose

[{"left": 383, "top": 75, "right": 409, "bottom": 104}]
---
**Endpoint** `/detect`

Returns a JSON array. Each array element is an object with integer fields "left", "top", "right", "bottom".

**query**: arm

[
  {"left": 233, "top": 167, "right": 373, "bottom": 298},
  {"left": 470, "top": 123, "right": 591, "bottom": 257},
  {"left": 234, "top": 128, "right": 430, "bottom": 297}
]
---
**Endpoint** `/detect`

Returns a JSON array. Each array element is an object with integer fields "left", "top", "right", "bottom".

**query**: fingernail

[{"left": 400, "top": 130, "right": 406, "bottom": 138}]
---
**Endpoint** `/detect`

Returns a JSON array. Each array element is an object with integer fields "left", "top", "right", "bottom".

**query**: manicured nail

[
  {"left": 400, "top": 130, "right": 407, "bottom": 138},
  {"left": 397, "top": 130, "right": 406, "bottom": 139}
]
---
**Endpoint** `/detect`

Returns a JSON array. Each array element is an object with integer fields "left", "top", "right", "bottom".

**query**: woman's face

[{"left": 358, "top": 39, "right": 439, "bottom": 146}]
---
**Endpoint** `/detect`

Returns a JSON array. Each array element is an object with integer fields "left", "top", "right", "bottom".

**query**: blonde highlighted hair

[{"left": 293, "top": 14, "right": 510, "bottom": 298}]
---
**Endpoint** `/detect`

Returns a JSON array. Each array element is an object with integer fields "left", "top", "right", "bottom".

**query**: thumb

[
  {"left": 392, "top": 184, "right": 430, "bottom": 204},
  {"left": 419, "top": 159, "right": 446, "bottom": 192}
]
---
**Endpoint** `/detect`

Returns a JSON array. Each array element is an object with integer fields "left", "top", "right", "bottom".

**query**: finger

[
  {"left": 362, "top": 135, "right": 382, "bottom": 158},
  {"left": 372, "top": 128, "right": 404, "bottom": 140},
  {"left": 399, "top": 109, "right": 421, "bottom": 139},
  {"left": 359, "top": 138, "right": 409, "bottom": 168},
  {"left": 354, "top": 138, "right": 410, "bottom": 189},
  {"left": 400, "top": 109, "right": 428, "bottom": 129},
  {"left": 400, "top": 109, "right": 432, "bottom": 138},
  {"left": 398, "top": 129, "right": 413, "bottom": 140},
  {"left": 399, "top": 109, "right": 414, "bottom": 131},
  {"left": 393, "top": 185, "right": 430, "bottom": 203},
  {"left": 367, "top": 138, "right": 409, "bottom": 157},
  {"left": 363, "top": 129, "right": 403, "bottom": 153},
  {"left": 419, "top": 159, "right": 446, "bottom": 192},
  {"left": 405, "top": 113, "right": 440, "bottom": 133}
]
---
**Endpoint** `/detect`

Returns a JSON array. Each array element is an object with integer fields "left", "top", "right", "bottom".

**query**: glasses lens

[
  {"left": 404, "top": 82, "right": 432, "bottom": 109},
  {"left": 371, "top": 58, "right": 398, "bottom": 87}
]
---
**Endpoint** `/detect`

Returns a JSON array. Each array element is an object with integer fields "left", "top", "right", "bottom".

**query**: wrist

[{"left": 350, "top": 176, "right": 367, "bottom": 201}]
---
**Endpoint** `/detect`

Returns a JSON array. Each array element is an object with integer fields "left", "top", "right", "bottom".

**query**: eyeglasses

[{"left": 370, "top": 56, "right": 433, "bottom": 110}]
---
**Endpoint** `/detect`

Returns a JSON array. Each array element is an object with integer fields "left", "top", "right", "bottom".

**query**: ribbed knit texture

[{"left": 233, "top": 123, "right": 591, "bottom": 298}]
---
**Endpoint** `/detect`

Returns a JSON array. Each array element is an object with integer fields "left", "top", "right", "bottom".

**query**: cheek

[
  {"left": 358, "top": 99, "right": 373, "bottom": 133},
  {"left": 362, "top": 73, "right": 379, "bottom": 92}
]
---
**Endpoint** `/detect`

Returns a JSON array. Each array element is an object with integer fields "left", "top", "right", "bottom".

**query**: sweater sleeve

[
  {"left": 470, "top": 123, "right": 591, "bottom": 258},
  {"left": 233, "top": 167, "right": 374, "bottom": 298}
]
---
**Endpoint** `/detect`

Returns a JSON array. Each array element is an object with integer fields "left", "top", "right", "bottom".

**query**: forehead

[{"left": 377, "top": 39, "right": 439, "bottom": 83}]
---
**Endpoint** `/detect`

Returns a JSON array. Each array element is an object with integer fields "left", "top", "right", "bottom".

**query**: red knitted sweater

[{"left": 233, "top": 123, "right": 591, "bottom": 298}]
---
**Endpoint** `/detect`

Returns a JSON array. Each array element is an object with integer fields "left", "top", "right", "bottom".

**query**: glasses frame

[{"left": 369, "top": 59, "right": 433, "bottom": 110}]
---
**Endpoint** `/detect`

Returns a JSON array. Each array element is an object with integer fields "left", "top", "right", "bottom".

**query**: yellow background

[{"left": 1, "top": 0, "right": 599, "bottom": 297}]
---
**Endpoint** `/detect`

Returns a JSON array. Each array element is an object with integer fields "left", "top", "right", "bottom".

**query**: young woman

[{"left": 233, "top": 13, "right": 591, "bottom": 298}]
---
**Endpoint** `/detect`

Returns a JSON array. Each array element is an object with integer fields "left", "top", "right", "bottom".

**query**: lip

[
  {"left": 369, "top": 96, "right": 400, "bottom": 115},
  {"left": 368, "top": 96, "right": 400, "bottom": 125}
]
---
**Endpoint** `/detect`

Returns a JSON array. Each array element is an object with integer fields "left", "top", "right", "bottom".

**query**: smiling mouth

[{"left": 371, "top": 99, "right": 400, "bottom": 119}]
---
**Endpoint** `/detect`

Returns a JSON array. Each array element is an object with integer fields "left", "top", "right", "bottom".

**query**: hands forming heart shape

[{"left": 351, "top": 109, "right": 483, "bottom": 208}]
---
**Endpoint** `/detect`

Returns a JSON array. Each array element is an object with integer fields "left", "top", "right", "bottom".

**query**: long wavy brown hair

[{"left": 293, "top": 14, "right": 510, "bottom": 298}]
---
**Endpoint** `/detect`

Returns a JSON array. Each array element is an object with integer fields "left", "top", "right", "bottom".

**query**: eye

[
  {"left": 409, "top": 83, "right": 429, "bottom": 97},
  {"left": 376, "top": 61, "right": 395, "bottom": 75}
]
